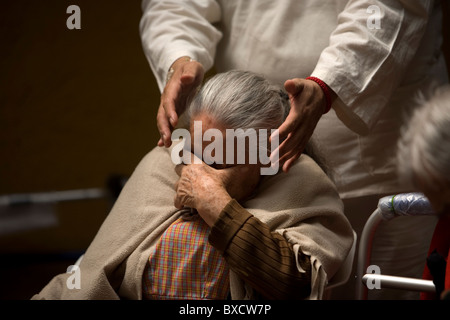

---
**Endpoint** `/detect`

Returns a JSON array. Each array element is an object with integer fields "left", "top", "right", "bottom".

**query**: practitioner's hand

[
  {"left": 157, "top": 56, "right": 204, "bottom": 147},
  {"left": 271, "top": 78, "right": 336, "bottom": 172},
  {"left": 174, "top": 155, "right": 260, "bottom": 226}
]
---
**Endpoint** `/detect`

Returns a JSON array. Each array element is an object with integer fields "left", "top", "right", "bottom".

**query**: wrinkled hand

[
  {"left": 271, "top": 78, "right": 334, "bottom": 172},
  {"left": 157, "top": 56, "right": 204, "bottom": 147},
  {"left": 174, "top": 155, "right": 260, "bottom": 226}
]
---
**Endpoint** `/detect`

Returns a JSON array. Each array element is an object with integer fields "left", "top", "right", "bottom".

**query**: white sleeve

[
  {"left": 140, "top": 0, "right": 223, "bottom": 92},
  {"left": 311, "top": 0, "right": 434, "bottom": 135}
]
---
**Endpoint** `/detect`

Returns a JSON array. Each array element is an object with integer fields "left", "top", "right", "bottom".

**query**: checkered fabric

[{"left": 142, "top": 213, "right": 230, "bottom": 300}]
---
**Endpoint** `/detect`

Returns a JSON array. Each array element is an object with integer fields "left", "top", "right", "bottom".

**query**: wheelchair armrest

[
  {"left": 362, "top": 274, "right": 436, "bottom": 293},
  {"left": 378, "top": 193, "right": 437, "bottom": 221}
]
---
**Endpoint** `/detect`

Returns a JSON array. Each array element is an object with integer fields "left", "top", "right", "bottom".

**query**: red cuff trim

[{"left": 305, "top": 76, "right": 332, "bottom": 114}]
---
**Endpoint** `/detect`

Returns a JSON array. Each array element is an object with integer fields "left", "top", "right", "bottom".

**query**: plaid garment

[{"left": 142, "top": 212, "right": 230, "bottom": 300}]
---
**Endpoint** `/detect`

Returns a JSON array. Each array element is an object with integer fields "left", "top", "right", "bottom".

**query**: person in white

[{"left": 139, "top": 0, "right": 448, "bottom": 299}]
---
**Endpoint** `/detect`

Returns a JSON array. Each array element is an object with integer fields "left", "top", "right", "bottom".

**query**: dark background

[
  {"left": 0, "top": 0, "right": 160, "bottom": 299},
  {"left": 0, "top": 1, "right": 449, "bottom": 299}
]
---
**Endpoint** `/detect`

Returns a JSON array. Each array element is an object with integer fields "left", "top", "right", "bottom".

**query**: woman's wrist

[{"left": 197, "top": 190, "right": 232, "bottom": 227}]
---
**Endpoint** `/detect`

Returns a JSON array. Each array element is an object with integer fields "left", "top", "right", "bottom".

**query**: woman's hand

[
  {"left": 174, "top": 163, "right": 231, "bottom": 226},
  {"left": 157, "top": 56, "right": 205, "bottom": 147},
  {"left": 174, "top": 156, "right": 260, "bottom": 226}
]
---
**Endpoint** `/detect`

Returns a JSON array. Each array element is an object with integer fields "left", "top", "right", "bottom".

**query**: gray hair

[
  {"left": 180, "top": 70, "right": 330, "bottom": 175},
  {"left": 184, "top": 70, "right": 290, "bottom": 130},
  {"left": 397, "top": 85, "right": 450, "bottom": 190}
]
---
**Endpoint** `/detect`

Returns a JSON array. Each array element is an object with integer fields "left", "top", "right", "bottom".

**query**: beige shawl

[{"left": 32, "top": 146, "right": 353, "bottom": 300}]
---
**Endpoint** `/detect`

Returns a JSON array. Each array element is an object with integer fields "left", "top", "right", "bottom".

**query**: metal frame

[{"left": 356, "top": 193, "right": 437, "bottom": 300}]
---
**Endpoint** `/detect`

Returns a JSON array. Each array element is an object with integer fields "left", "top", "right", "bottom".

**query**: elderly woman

[
  {"left": 32, "top": 71, "right": 353, "bottom": 300},
  {"left": 397, "top": 85, "right": 450, "bottom": 300}
]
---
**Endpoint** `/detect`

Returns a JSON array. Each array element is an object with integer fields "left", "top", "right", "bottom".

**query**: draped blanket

[{"left": 32, "top": 146, "right": 353, "bottom": 300}]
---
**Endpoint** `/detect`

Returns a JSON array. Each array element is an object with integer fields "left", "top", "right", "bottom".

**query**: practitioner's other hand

[
  {"left": 157, "top": 56, "right": 204, "bottom": 147},
  {"left": 271, "top": 78, "right": 336, "bottom": 172}
]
